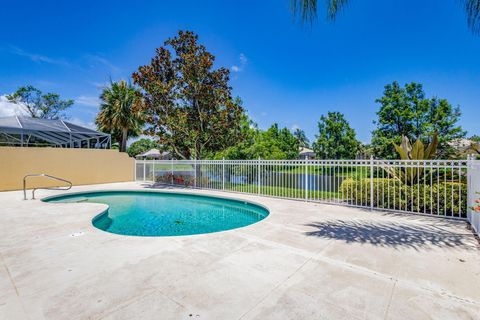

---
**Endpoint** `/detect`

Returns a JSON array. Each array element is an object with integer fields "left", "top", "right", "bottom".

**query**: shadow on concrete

[{"left": 304, "top": 220, "right": 477, "bottom": 250}]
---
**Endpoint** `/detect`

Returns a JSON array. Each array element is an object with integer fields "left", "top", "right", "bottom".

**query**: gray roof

[
  {"left": 0, "top": 116, "right": 110, "bottom": 147},
  {"left": 0, "top": 116, "right": 100, "bottom": 134},
  {"left": 136, "top": 149, "right": 170, "bottom": 159},
  {"left": 299, "top": 147, "right": 315, "bottom": 155}
]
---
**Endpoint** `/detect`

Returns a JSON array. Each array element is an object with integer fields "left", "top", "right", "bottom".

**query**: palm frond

[
  {"left": 291, "top": 0, "right": 317, "bottom": 23},
  {"left": 291, "top": 0, "right": 480, "bottom": 35},
  {"left": 291, "top": 0, "right": 349, "bottom": 23},
  {"left": 465, "top": 0, "right": 480, "bottom": 34},
  {"left": 96, "top": 80, "right": 145, "bottom": 151},
  {"left": 327, "top": 0, "right": 349, "bottom": 20}
]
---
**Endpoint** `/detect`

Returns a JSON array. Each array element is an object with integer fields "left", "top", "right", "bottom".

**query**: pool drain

[{"left": 69, "top": 231, "right": 85, "bottom": 237}]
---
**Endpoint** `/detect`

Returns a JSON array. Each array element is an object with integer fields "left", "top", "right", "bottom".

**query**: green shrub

[{"left": 340, "top": 178, "right": 467, "bottom": 217}]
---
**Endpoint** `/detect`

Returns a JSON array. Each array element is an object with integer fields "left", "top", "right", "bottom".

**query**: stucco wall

[{"left": 0, "top": 147, "right": 134, "bottom": 191}]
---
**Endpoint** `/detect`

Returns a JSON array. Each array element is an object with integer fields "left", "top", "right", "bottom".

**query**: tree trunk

[{"left": 120, "top": 128, "right": 128, "bottom": 152}]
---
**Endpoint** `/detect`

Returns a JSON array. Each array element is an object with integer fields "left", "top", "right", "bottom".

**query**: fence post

[
  {"left": 467, "top": 154, "right": 472, "bottom": 223},
  {"left": 467, "top": 155, "right": 480, "bottom": 236},
  {"left": 194, "top": 159, "right": 197, "bottom": 188},
  {"left": 171, "top": 158, "right": 174, "bottom": 185},
  {"left": 134, "top": 160, "right": 137, "bottom": 181},
  {"left": 152, "top": 160, "right": 156, "bottom": 183},
  {"left": 222, "top": 157, "right": 225, "bottom": 190},
  {"left": 257, "top": 157, "right": 261, "bottom": 195},
  {"left": 143, "top": 160, "right": 146, "bottom": 182},
  {"left": 305, "top": 156, "right": 309, "bottom": 201},
  {"left": 370, "top": 156, "right": 374, "bottom": 210}
]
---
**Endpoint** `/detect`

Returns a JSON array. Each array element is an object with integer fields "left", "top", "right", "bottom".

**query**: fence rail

[{"left": 135, "top": 158, "right": 480, "bottom": 220}]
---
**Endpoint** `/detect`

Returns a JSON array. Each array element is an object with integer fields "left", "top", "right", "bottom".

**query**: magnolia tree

[{"left": 132, "top": 30, "right": 244, "bottom": 160}]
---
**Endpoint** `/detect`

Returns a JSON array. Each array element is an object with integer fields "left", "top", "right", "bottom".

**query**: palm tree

[
  {"left": 96, "top": 80, "right": 144, "bottom": 152},
  {"left": 291, "top": 0, "right": 480, "bottom": 35},
  {"left": 293, "top": 128, "right": 310, "bottom": 148}
]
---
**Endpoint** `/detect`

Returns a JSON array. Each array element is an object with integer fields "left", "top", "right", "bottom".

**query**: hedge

[{"left": 340, "top": 178, "right": 467, "bottom": 218}]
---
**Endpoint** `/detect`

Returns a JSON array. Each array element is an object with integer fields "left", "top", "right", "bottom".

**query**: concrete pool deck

[{"left": 1, "top": 182, "right": 479, "bottom": 319}]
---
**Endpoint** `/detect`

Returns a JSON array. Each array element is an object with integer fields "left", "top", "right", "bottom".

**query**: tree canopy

[
  {"left": 252, "top": 124, "right": 299, "bottom": 159},
  {"left": 371, "top": 81, "right": 465, "bottom": 158},
  {"left": 6, "top": 85, "right": 73, "bottom": 119},
  {"left": 312, "top": 112, "right": 360, "bottom": 159},
  {"left": 215, "top": 120, "right": 299, "bottom": 160},
  {"left": 127, "top": 138, "right": 158, "bottom": 158},
  {"left": 470, "top": 135, "right": 480, "bottom": 143},
  {"left": 132, "top": 30, "right": 244, "bottom": 160}
]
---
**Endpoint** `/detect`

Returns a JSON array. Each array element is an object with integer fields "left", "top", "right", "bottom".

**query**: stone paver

[{"left": 0, "top": 182, "right": 479, "bottom": 319}]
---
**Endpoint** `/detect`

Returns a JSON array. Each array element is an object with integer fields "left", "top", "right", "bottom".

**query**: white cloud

[
  {"left": 291, "top": 124, "right": 300, "bottom": 131},
  {"left": 75, "top": 95, "right": 100, "bottom": 107},
  {"left": 260, "top": 111, "right": 268, "bottom": 117},
  {"left": 68, "top": 117, "right": 96, "bottom": 130},
  {"left": 0, "top": 95, "right": 28, "bottom": 117},
  {"left": 231, "top": 53, "right": 248, "bottom": 72},
  {"left": 239, "top": 53, "right": 247, "bottom": 64},
  {"left": 89, "top": 81, "right": 110, "bottom": 89}
]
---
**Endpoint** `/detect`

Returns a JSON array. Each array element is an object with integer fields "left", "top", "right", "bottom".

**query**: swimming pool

[{"left": 44, "top": 191, "right": 269, "bottom": 237}]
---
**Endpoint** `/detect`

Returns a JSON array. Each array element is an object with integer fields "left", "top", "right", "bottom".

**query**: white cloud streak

[
  {"left": 6, "top": 46, "right": 121, "bottom": 74},
  {"left": 84, "top": 54, "right": 121, "bottom": 73},
  {"left": 75, "top": 95, "right": 100, "bottom": 107},
  {"left": 231, "top": 53, "right": 248, "bottom": 72},
  {"left": 8, "top": 46, "right": 71, "bottom": 67}
]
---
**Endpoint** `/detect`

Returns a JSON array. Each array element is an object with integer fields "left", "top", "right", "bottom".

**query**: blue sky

[{"left": 0, "top": 0, "right": 479, "bottom": 143}]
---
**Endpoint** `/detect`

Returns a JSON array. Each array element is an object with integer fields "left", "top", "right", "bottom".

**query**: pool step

[{"left": 61, "top": 197, "right": 89, "bottom": 203}]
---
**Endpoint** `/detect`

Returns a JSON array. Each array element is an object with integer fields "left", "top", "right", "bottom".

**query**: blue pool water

[{"left": 44, "top": 191, "right": 269, "bottom": 237}]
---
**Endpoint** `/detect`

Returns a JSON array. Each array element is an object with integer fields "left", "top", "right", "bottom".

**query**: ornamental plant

[
  {"left": 382, "top": 133, "right": 439, "bottom": 186},
  {"left": 473, "top": 193, "right": 480, "bottom": 213}
]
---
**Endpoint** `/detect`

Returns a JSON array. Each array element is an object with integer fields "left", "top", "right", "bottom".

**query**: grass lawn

[
  {"left": 279, "top": 165, "right": 371, "bottom": 178},
  {"left": 198, "top": 182, "right": 341, "bottom": 200}
]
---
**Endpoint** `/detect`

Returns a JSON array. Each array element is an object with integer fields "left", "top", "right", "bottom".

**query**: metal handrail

[{"left": 23, "top": 174, "right": 72, "bottom": 200}]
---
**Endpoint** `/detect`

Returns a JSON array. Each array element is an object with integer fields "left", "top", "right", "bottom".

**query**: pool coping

[{"left": 41, "top": 189, "right": 272, "bottom": 238}]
